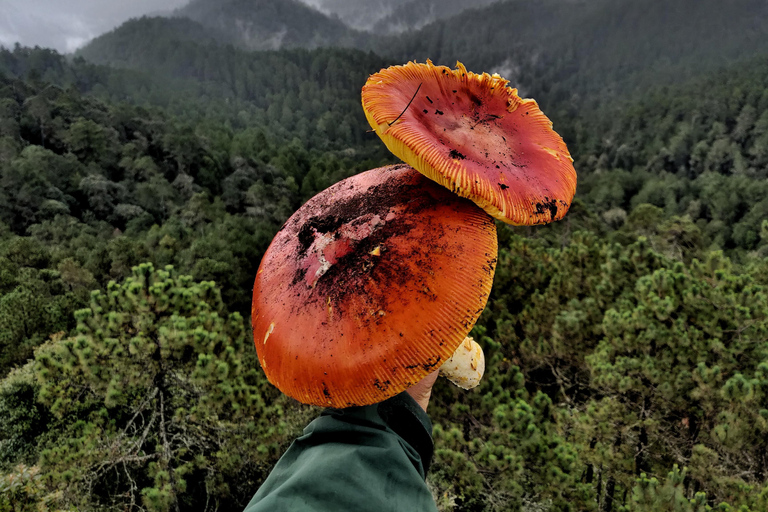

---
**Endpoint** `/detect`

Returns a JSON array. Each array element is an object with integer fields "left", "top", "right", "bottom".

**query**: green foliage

[
  {"left": 576, "top": 56, "right": 768, "bottom": 253},
  {"left": 428, "top": 339, "right": 592, "bottom": 511},
  {"left": 0, "top": 248, "right": 84, "bottom": 376},
  {"left": 27, "top": 264, "right": 294, "bottom": 511},
  {"left": 0, "top": 464, "right": 71, "bottom": 512},
  {"left": 418, "top": 231, "right": 768, "bottom": 510},
  {"left": 620, "top": 465, "right": 764, "bottom": 512},
  {"left": 0, "top": 365, "right": 52, "bottom": 467},
  {"left": 2, "top": 3, "right": 768, "bottom": 509}
]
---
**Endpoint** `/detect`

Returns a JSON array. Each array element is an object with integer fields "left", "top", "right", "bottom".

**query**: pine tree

[{"left": 32, "top": 263, "right": 294, "bottom": 511}]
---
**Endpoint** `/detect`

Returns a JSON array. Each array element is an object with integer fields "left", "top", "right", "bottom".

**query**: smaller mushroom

[
  {"left": 439, "top": 336, "right": 485, "bottom": 389},
  {"left": 362, "top": 60, "right": 577, "bottom": 226}
]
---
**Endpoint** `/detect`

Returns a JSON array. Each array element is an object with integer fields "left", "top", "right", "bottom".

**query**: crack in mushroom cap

[
  {"left": 252, "top": 165, "right": 498, "bottom": 407},
  {"left": 362, "top": 60, "right": 577, "bottom": 226}
]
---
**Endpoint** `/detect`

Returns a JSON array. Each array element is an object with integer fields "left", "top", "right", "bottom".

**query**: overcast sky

[{"left": 0, "top": 0, "right": 191, "bottom": 53}]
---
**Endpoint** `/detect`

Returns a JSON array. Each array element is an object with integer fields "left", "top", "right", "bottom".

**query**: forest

[{"left": 1, "top": 0, "right": 768, "bottom": 510}]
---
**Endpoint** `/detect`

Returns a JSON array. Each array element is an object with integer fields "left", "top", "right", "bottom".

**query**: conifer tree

[{"left": 32, "top": 263, "right": 291, "bottom": 511}]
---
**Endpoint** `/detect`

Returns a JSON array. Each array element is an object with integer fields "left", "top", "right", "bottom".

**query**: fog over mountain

[
  {"left": 0, "top": 0, "right": 502, "bottom": 53},
  {"left": 373, "top": 0, "right": 501, "bottom": 33},
  {"left": 175, "top": 0, "right": 366, "bottom": 51},
  {"left": 297, "top": 0, "right": 412, "bottom": 31},
  {"left": 297, "top": 0, "right": 501, "bottom": 32}
]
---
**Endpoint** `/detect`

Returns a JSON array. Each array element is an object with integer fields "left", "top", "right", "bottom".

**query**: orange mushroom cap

[
  {"left": 252, "top": 165, "right": 497, "bottom": 407},
  {"left": 362, "top": 60, "right": 577, "bottom": 226}
]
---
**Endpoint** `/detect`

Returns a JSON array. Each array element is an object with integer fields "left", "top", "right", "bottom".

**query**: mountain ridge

[
  {"left": 76, "top": 16, "right": 231, "bottom": 69},
  {"left": 175, "top": 0, "right": 367, "bottom": 50},
  {"left": 78, "top": 0, "right": 768, "bottom": 114},
  {"left": 379, "top": 0, "right": 768, "bottom": 106}
]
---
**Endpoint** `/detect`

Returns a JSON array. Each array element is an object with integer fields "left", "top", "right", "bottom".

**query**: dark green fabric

[{"left": 244, "top": 392, "right": 439, "bottom": 512}]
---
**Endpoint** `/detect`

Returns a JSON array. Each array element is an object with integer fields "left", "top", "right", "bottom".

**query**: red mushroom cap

[
  {"left": 252, "top": 165, "right": 497, "bottom": 407},
  {"left": 362, "top": 60, "right": 577, "bottom": 226}
]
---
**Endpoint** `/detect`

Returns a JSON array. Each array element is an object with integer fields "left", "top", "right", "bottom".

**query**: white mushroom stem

[{"left": 438, "top": 336, "right": 485, "bottom": 389}]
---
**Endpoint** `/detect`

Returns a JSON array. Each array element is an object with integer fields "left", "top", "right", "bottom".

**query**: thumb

[{"left": 405, "top": 371, "right": 439, "bottom": 412}]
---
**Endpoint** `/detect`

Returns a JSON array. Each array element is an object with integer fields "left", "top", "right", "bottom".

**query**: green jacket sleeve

[{"left": 243, "top": 392, "right": 439, "bottom": 512}]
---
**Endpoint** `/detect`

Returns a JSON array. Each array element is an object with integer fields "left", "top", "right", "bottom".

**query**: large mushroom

[
  {"left": 362, "top": 60, "right": 577, "bottom": 226},
  {"left": 252, "top": 165, "right": 497, "bottom": 407}
]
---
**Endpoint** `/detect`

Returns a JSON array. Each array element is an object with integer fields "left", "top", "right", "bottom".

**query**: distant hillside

[
  {"left": 571, "top": 52, "right": 768, "bottom": 251},
  {"left": 72, "top": 0, "right": 768, "bottom": 105},
  {"left": 176, "top": 0, "right": 368, "bottom": 50},
  {"left": 77, "top": 17, "right": 231, "bottom": 68},
  {"left": 383, "top": 0, "right": 768, "bottom": 107}
]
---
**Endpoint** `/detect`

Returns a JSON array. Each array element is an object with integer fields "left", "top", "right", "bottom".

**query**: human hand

[{"left": 405, "top": 371, "right": 439, "bottom": 412}]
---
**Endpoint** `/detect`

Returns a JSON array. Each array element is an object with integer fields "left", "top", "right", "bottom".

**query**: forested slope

[
  {"left": 76, "top": 17, "right": 236, "bottom": 66},
  {"left": 17, "top": 43, "right": 391, "bottom": 152},
  {"left": 177, "top": 0, "right": 368, "bottom": 50},
  {"left": 382, "top": 0, "right": 768, "bottom": 107},
  {"left": 574, "top": 55, "right": 768, "bottom": 255},
  {"left": 79, "top": 0, "right": 368, "bottom": 58}
]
